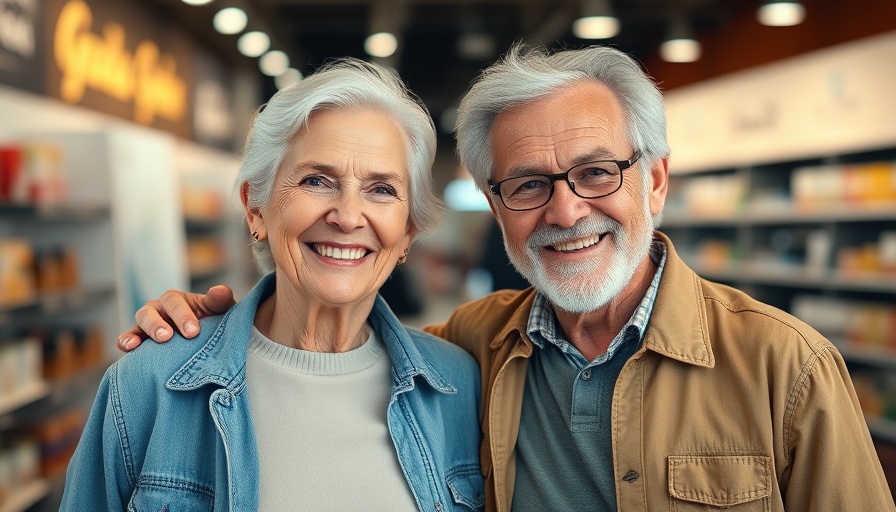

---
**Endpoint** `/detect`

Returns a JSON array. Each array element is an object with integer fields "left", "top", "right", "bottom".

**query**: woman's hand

[{"left": 116, "top": 285, "right": 236, "bottom": 351}]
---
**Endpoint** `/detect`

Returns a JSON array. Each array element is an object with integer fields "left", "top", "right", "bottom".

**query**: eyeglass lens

[{"left": 500, "top": 162, "right": 621, "bottom": 210}]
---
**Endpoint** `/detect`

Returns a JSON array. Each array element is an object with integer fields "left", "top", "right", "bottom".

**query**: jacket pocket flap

[
  {"left": 668, "top": 455, "right": 772, "bottom": 506},
  {"left": 447, "top": 463, "right": 485, "bottom": 510}
]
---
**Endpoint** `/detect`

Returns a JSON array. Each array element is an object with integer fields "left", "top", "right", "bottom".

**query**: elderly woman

[{"left": 60, "top": 59, "right": 484, "bottom": 511}]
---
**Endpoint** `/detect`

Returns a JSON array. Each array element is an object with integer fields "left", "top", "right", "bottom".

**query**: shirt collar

[{"left": 526, "top": 238, "right": 668, "bottom": 363}]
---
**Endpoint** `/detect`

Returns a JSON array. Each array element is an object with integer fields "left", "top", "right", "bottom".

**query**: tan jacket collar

[{"left": 641, "top": 232, "right": 715, "bottom": 368}]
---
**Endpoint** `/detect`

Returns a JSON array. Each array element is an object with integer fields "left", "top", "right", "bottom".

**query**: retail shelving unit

[
  {"left": 662, "top": 147, "right": 896, "bottom": 435},
  {"left": 661, "top": 32, "right": 896, "bottom": 475},
  {"left": 0, "top": 127, "right": 189, "bottom": 510}
]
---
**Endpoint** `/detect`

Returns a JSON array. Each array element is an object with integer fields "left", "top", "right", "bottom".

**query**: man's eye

[
  {"left": 510, "top": 179, "right": 547, "bottom": 196},
  {"left": 583, "top": 167, "right": 610, "bottom": 177}
]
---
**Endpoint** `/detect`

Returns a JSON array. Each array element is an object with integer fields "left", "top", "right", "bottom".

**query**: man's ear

[
  {"left": 648, "top": 157, "right": 670, "bottom": 217},
  {"left": 240, "top": 182, "right": 267, "bottom": 240}
]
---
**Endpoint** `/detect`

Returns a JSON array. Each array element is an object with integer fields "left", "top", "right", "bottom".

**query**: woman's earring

[
  {"left": 397, "top": 248, "right": 409, "bottom": 265},
  {"left": 251, "top": 231, "right": 259, "bottom": 242}
]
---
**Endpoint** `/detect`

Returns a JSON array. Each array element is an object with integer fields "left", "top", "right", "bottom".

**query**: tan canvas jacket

[{"left": 426, "top": 232, "right": 895, "bottom": 512}]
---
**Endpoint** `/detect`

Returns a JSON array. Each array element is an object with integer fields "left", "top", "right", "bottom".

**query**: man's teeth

[
  {"left": 314, "top": 245, "right": 366, "bottom": 260},
  {"left": 552, "top": 235, "right": 602, "bottom": 252}
]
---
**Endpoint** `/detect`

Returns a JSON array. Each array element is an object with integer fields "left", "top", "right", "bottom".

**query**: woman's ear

[{"left": 241, "top": 182, "right": 267, "bottom": 241}]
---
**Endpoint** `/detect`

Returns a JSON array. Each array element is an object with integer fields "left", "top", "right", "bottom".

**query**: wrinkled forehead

[{"left": 489, "top": 81, "right": 629, "bottom": 178}]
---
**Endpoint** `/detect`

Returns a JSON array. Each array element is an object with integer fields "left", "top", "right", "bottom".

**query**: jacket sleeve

[
  {"left": 60, "top": 364, "right": 130, "bottom": 511},
  {"left": 782, "top": 342, "right": 896, "bottom": 510}
]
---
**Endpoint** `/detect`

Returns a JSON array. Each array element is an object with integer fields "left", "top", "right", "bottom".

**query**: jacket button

[{"left": 622, "top": 470, "right": 639, "bottom": 482}]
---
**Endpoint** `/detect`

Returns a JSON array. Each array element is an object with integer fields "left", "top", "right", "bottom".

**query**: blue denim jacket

[{"left": 61, "top": 273, "right": 484, "bottom": 511}]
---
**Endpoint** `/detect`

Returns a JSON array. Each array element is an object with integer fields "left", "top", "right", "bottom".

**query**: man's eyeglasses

[{"left": 488, "top": 151, "right": 642, "bottom": 211}]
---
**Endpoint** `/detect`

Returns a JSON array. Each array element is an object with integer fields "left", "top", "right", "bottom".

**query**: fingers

[
  {"left": 158, "top": 290, "right": 203, "bottom": 339},
  {"left": 121, "top": 286, "right": 235, "bottom": 351},
  {"left": 116, "top": 326, "right": 148, "bottom": 352},
  {"left": 204, "top": 285, "right": 236, "bottom": 314}
]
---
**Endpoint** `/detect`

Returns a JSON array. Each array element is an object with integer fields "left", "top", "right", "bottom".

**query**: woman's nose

[{"left": 325, "top": 192, "right": 367, "bottom": 231}]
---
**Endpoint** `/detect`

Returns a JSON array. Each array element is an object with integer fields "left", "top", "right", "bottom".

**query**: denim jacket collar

[{"left": 165, "top": 272, "right": 458, "bottom": 395}]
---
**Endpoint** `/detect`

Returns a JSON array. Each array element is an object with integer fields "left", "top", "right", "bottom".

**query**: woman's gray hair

[
  {"left": 237, "top": 58, "right": 441, "bottom": 274},
  {"left": 456, "top": 43, "right": 670, "bottom": 223}
]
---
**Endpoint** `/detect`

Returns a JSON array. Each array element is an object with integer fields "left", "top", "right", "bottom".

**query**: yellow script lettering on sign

[{"left": 53, "top": 0, "right": 187, "bottom": 125}]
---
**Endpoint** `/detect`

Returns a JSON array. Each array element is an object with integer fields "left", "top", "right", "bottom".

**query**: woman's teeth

[{"left": 313, "top": 245, "right": 366, "bottom": 260}]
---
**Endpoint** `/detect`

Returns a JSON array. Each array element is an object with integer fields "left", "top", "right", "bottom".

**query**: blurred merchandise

[
  {"left": 682, "top": 174, "right": 746, "bottom": 217},
  {"left": 792, "top": 162, "right": 896, "bottom": 210},
  {"left": 694, "top": 240, "right": 736, "bottom": 271},
  {"left": 837, "top": 232, "right": 896, "bottom": 276},
  {"left": 32, "top": 324, "right": 105, "bottom": 381},
  {"left": 0, "top": 142, "right": 67, "bottom": 205},
  {"left": 35, "top": 409, "right": 87, "bottom": 478},
  {"left": 853, "top": 370, "right": 896, "bottom": 424},
  {"left": 792, "top": 295, "right": 896, "bottom": 353},
  {"left": 0, "top": 337, "right": 44, "bottom": 398},
  {"left": 181, "top": 186, "right": 224, "bottom": 221},
  {"left": 0, "top": 240, "right": 82, "bottom": 306},
  {"left": 186, "top": 237, "right": 227, "bottom": 276},
  {"left": 0, "top": 437, "right": 41, "bottom": 505},
  {"left": 0, "top": 240, "right": 37, "bottom": 306}
]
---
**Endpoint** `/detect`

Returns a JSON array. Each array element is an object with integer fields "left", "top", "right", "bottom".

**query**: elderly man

[{"left": 118, "top": 45, "right": 895, "bottom": 511}]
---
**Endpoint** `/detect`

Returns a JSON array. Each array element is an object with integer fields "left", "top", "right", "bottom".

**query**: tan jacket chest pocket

[{"left": 668, "top": 455, "right": 772, "bottom": 511}]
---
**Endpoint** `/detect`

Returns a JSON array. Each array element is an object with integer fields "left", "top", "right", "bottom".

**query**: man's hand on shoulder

[{"left": 116, "top": 285, "right": 236, "bottom": 352}]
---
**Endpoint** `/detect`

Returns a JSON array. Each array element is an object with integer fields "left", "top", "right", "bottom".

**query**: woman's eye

[
  {"left": 372, "top": 184, "right": 397, "bottom": 196},
  {"left": 301, "top": 176, "right": 330, "bottom": 188}
]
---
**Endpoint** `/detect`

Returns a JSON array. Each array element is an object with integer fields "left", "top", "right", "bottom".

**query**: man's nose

[{"left": 543, "top": 180, "right": 589, "bottom": 228}]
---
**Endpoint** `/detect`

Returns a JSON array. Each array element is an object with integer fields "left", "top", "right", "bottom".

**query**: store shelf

[
  {"left": 0, "top": 284, "right": 117, "bottom": 326},
  {"left": 0, "top": 479, "right": 50, "bottom": 512},
  {"left": 664, "top": 204, "right": 896, "bottom": 227},
  {"left": 0, "top": 203, "right": 110, "bottom": 222},
  {"left": 837, "top": 345, "right": 896, "bottom": 369},
  {"left": 0, "top": 381, "right": 50, "bottom": 416},
  {"left": 689, "top": 263, "right": 896, "bottom": 294}
]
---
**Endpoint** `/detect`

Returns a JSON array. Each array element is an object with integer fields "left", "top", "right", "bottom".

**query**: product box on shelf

[
  {"left": 792, "top": 162, "right": 896, "bottom": 210},
  {"left": 0, "top": 438, "right": 41, "bottom": 505},
  {"left": 0, "top": 239, "right": 37, "bottom": 306},
  {"left": 0, "top": 337, "right": 43, "bottom": 397},
  {"left": 0, "top": 143, "right": 68, "bottom": 205}
]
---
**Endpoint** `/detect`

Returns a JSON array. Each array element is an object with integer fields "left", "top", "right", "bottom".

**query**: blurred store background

[{"left": 1, "top": 0, "right": 895, "bottom": 509}]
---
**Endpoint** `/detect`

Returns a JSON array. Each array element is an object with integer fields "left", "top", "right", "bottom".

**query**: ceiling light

[
  {"left": 213, "top": 8, "right": 247, "bottom": 35},
  {"left": 259, "top": 51, "right": 289, "bottom": 77},
  {"left": 275, "top": 68, "right": 303, "bottom": 89},
  {"left": 660, "top": 39, "right": 701, "bottom": 63},
  {"left": 237, "top": 31, "right": 270, "bottom": 58},
  {"left": 572, "top": 0, "right": 619, "bottom": 39},
  {"left": 573, "top": 16, "right": 620, "bottom": 39},
  {"left": 660, "top": 15, "right": 701, "bottom": 63},
  {"left": 757, "top": 0, "right": 806, "bottom": 26},
  {"left": 182, "top": 0, "right": 213, "bottom": 5},
  {"left": 365, "top": 32, "right": 398, "bottom": 58},
  {"left": 457, "top": 32, "right": 496, "bottom": 61}
]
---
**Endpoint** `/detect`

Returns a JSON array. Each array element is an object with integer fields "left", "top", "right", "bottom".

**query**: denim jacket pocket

[
  {"left": 668, "top": 454, "right": 772, "bottom": 511},
  {"left": 446, "top": 463, "right": 486, "bottom": 511},
  {"left": 127, "top": 474, "right": 215, "bottom": 512}
]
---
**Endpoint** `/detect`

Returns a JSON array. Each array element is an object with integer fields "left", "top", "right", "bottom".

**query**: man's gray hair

[
  {"left": 236, "top": 58, "right": 441, "bottom": 274},
  {"left": 456, "top": 43, "right": 670, "bottom": 195}
]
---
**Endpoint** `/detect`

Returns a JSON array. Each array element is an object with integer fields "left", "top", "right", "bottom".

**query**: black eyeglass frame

[{"left": 487, "top": 150, "right": 642, "bottom": 211}]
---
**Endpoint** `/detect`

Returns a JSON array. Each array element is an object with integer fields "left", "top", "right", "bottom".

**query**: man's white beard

[{"left": 503, "top": 197, "right": 654, "bottom": 314}]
